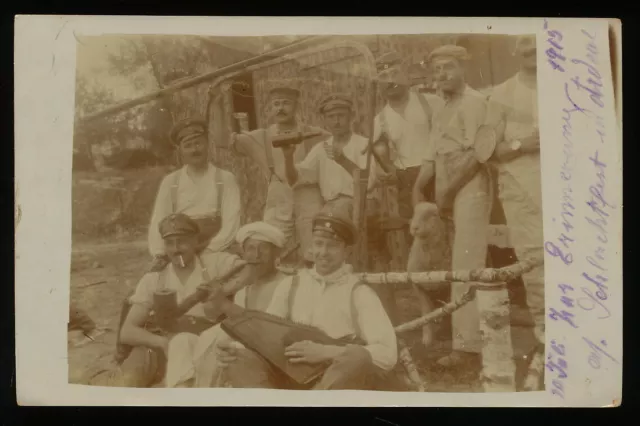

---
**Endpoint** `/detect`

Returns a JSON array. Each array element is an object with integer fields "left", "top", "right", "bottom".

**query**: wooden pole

[
  {"left": 475, "top": 282, "right": 516, "bottom": 392},
  {"left": 78, "top": 35, "right": 332, "bottom": 124}
]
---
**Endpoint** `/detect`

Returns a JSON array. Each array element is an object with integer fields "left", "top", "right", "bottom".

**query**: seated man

[
  {"left": 220, "top": 211, "right": 398, "bottom": 390},
  {"left": 115, "top": 213, "right": 253, "bottom": 388},
  {"left": 166, "top": 221, "right": 290, "bottom": 388}
]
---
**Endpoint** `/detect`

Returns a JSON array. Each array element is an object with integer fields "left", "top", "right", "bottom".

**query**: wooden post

[
  {"left": 475, "top": 282, "right": 517, "bottom": 392},
  {"left": 352, "top": 168, "right": 367, "bottom": 272}
]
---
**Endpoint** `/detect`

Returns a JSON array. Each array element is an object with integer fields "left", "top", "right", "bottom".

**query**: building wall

[{"left": 206, "top": 34, "right": 530, "bottom": 225}]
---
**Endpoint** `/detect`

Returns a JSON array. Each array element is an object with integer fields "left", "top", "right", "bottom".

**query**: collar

[
  {"left": 307, "top": 263, "right": 353, "bottom": 285},
  {"left": 165, "top": 259, "right": 203, "bottom": 287},
  {"left": 328, "top": 132, "right": 354, "bottom": 148},
  {"left": 181, "top": 163, "right": 214, "bottom": 181}
]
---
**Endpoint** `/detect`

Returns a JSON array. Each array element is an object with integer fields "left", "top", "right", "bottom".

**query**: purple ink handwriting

[
  {"left": 546, "top": 339, "right": 568, "bottom": 399},
  {"left": 583, "top": 337, "right": 619, "bottom": 369},
  {"left": 548, "top": 283, "right": 579, "bottom": 329},
  {"left": 578, "top": 150, "right": 615, "bottom": 320},
  {"left": 544, "top": 19, "right": 566, "bottom": 72}
]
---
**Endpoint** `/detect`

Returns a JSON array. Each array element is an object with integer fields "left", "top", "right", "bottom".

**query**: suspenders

[
  {"left": 380, "top": 93, "right": 434, "bottom": 167},
  {"left": 285, "top": 273, "right": 364, "bottom": 340},
  {"left": 169, "top": 165, "right": 224, "bottom": 214}
]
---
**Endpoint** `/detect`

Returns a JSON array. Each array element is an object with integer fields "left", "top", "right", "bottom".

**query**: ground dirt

[{"left": 68, "top": 239, "right": 538, "bottom": 392}]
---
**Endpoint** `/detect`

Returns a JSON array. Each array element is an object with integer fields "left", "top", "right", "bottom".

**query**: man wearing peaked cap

[
  {"left": 114, "top": 211, "right": 256, "bottom": 388},
  {"left": 426, "top": 44, "right": 471, "bottom": 63},
  {"left": 231, "top": 79, "right": 330, "bottom": 266},
  {"left": 170, "top": 118, "right": 208, "bottom": 147},
  {"left": 376, "top": 51, "right": 404, "bottom": 73},
  {"left": 411, "top": 43, "right": 493, "bottom": 367},
  {"left": 312, "top": 210, "right": 358, "bottom": 247},
  {"left": 224, "top": 208, "right": 398, "bottom": 391},
  {"left": 268, "top": 85, "right": 301, "bottom": 102},
  {"left": 372, "top": 50, "right": 444, "bottom": 247},
  {"left": 159, "top": 213, "right": 200, "bottom": 239},
  {"left": 147, "top": 115, "right": 242, "bottom": 272},
  {"left": 283, "top": 91, "right": 388, "bottom": 236},
  {"left": 317, "top": 92, "right": 353, "bottom": 114}
]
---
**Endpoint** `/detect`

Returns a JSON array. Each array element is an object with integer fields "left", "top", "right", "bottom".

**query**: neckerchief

[{"left": 307, "top": 263, "right": 353, "bottom": 286}]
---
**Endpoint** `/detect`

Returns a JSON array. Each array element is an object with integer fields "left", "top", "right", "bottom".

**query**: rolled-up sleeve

[
  {"left": 148, "top": 175, "right": 173, "bottom": 257},
  {"left": 352, "top": 285, "right": 398, "bottom": 371},
  {"left": 372, "top": 114, "right": 382, "bottom": 142},
  {"left": 461, "top": 97, "right": 488, "bottom": 149},
  {"left": 231, "top": 131, "right": 270, "bottom": 178},
  {"left": 128, "top": 273, "right": 157, "bottom": 311}
]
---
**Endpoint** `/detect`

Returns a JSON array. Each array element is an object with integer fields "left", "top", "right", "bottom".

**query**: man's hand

[
  {"left": 323, "top": 142, "right": 344, "bottom": 162},
  {"left": 520, "top": 130, "right": 540, "bottom": 154},
  {"left": 285, "top": 340, "right": 335, "bottom": 365},
  {"left": 412, "top": 190, "right": 426, "bottom": 208},
  {"left": 216, "top": 339, "right": 242, "bottom": 368},
  {"left": 158, "top": 335, "right": 170, "bottom": 357},
  {"left": 280, "top": 144, "right": 296, "bottom": 158}
]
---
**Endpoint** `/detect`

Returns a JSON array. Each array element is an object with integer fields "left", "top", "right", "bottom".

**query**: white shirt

[
  {"left": 129, "top": 251, "right": 243, "bottom": 317},
  {"left": 147, "top": 163, "right": 241, "bottom": 257},
  {"left": 486, "top": 73, "right": 541, "bottom": 208},
  {"left": 295, "top": 133, "right": 376, "bottom": 201},
  {"left": 373, "top": 92, "right": 444, "bottom": 169},
  {"left": 265, "top": 265, "right": 398, "bottom": 371}
]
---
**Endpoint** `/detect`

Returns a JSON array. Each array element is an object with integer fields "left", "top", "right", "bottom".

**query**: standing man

[
  {"left": 220, "top": 211, "right": 398, "bottom": 390},
  {"left": 411, "top": 45, "right": 492, "bottom": 367},
  {"left": 282, "top": 92, "right": 384, "bottom": 221},
  {"left": 231, "top": 81, "right": 330, "bottom": 264},
  {"left": 148, "top": 118, "right": 242, "bottom": 271},
  {"left": 485, "top": 35, "right": 544, "bottom": 349},
  {"left": 373, "top": 51, "right": 444, "bottom": 232}
]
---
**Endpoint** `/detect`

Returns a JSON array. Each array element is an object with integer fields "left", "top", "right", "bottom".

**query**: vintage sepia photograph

[{"left": 68, "top": 32, "right": 546, "bottom": 393}]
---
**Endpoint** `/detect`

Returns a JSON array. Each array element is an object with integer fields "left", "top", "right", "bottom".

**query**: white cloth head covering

[{"left": 236, "top": 221, "right": 286, "bottom": 248}]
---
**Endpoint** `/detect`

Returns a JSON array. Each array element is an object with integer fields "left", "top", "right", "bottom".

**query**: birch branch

[
  {"left": 394, "top": 288, "right": 474, "bottom": 333},
  {"left": 357, "top": 256, "right": 543, "bottom": 286}
]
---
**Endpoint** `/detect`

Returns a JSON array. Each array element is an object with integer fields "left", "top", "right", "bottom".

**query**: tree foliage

[{"left": 74, "top": 35, "right": 263, "bottom": 171}]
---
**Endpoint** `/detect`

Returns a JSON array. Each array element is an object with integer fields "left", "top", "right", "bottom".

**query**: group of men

[{"left": 105, "top": 35, "right": 544, "bottom": 390}]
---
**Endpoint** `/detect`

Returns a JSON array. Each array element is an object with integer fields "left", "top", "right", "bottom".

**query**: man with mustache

[
  {"left": 281, "top": 92, "right": 384, "bottom": 221},
  {"left": 412, "top": 45, "right": 491, "bottom": 368},
  {"left": 373, "top": 52, "right": 444, "bottom": 235},
  {"left": 485, "top": 35, "right": 544, "bottom": 367},
  {"left": 147, "top": 118, "right": 242, "bottom": 271},
  {"left": 231, "top": 82, "right": 330, "bottom": 265},
  {"left": 220, "top": 210, "right": 398, "bottom": 390},
  {"left": 114, "top": 213, "right": 255, "bottom": 387}
]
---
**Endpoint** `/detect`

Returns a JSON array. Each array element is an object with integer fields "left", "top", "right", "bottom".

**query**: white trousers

[
  {"left": 450, "top": 170, "right": 492, "bottom": 354},
  {"left": 497, "top": 165, "right": 545, "bottom": 343}
]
